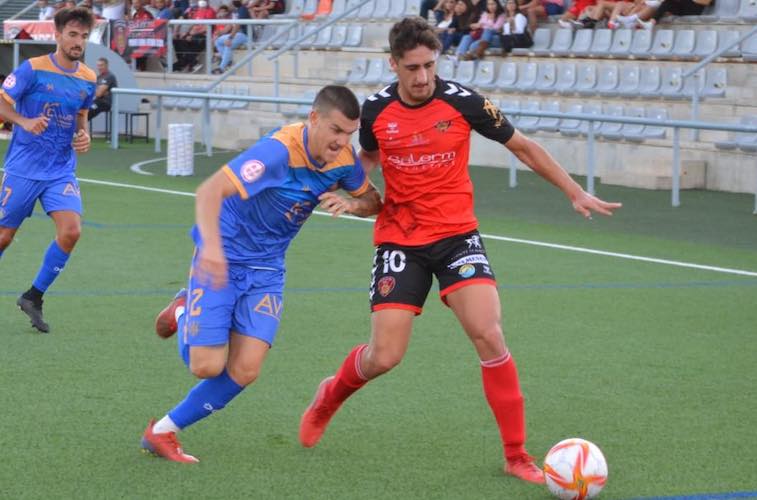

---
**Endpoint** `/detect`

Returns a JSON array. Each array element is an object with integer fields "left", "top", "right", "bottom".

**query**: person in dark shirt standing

[{"left": 90, "top": 57, "right": 117, "bottom": 119}]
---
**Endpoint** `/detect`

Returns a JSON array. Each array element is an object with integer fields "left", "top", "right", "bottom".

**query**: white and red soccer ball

[{"left": 543, "top": 438, "right": 608, "bottom": 500}]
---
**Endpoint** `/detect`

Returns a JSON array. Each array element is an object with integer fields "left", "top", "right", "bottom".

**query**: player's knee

[
  {"left": 468, "top": 323, "right": 503, "bottom": 347},
  {"left": 0, "top": 230, "right": 14, "bottom": 250},
  {"left": 226, "top": 362, "right": 259, "bottom": 387},
  {"left": 189, "top": 358, "right": 226, "bottom": 379},
  {"left": 369, "top": 350, "right": 403, "bottom": 375},
  {"left": 58, "top": 225, "right": 81, "bottom": 248}
]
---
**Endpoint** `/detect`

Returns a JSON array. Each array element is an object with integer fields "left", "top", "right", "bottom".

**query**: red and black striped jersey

[{"left": 360, "top": 77, "right": 515, "bottom": 247}]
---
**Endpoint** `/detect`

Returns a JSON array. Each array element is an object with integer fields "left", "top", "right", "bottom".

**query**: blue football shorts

[
  {"left": 181, "top": 253, "right": 285, "bottom": 348},
  {"left": 0, "top": 172, "right": 82, "bottom": 228}
]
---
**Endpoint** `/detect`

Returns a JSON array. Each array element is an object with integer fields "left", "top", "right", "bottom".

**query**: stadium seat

[
  {"left": 703, "top": 67, "right": 727, "bottom": 97},
  {"left": 515, "top": 62, "right": 538, "bottom": 93},
  {"left": 561, "top": 103, "right": 601, "bottom": 137},
  {"left": 534, "top": 62, "right": 557, "bottom": 94},
  {"left": 619, "top": 106, "right": 646, "bottom": 142},
  {"left": 596, "top": 64, "right": 619, "bottom": 96},
  {"left": 570, "top": 29, "right": 594, "bottom": 57},
  {"left": 297, "top": 24, "right": 320, "bottom": 48},
  {"left": 499, "top": 99, "right": 520, "bottom": 126},
  {"left": 554, "top": 62, "right": 577, "bottom": 95},
  {"left": 650, "top": 30, "right": 675, "bottom": 58},
  {"left": 455, "top": 60, "right": 476, "bottom": 85},
  {"left": 630, "top": 29, "right": 653, "bottom": 58},
  {"left": 742, "top": 33, "right": 757, "bottom": 62},
  {"left": 388, "top": 0, "right": 405, "bottom": 18},
  {"left": 372, "top": 0, "right": 391, "bottom": 18},
  {"left": 575, "top": 63, "right": 598, "bottom": 96},
  {"left": 362, "top": 58, "right": 385, "bottom": 85},
  {"left": 671, "top": 30, "right": 696, "bottom": 59},
  {"left": 517, "top": 101, "right": 541, "bottom": 133},
  {"left": 558, "top": 103, "right": 583, "bottom": 136},
  {"left": 311, "top": 25, "right": 333, "bottom": 48},
  {"left": 680, "top": 70, "right": 706, "bottom": 99},
  {"left": 329, "top": 24, "right": 348, "bottom": 48},
  {"left": 550, "top": 29, "right": 574, "bottom": 57},
  {"left": 740, "top": 0, "right": 757, "bottom": 21},
  {"left": 641, "top": 107, "right": 668, "bottom": 140},
  {"left": 713, "top": 0, "right": 741, "bottom": 19},
  {"left": 616, "top": 65, "right": 641, "bottom": 97},
  {"left": 589, "top": 29, "right": 613, "bottom": 57},
  {"left": 599, "top": 104, "right": 624, "bottom": 140},
  {"left": 276, "top": 0, "right": 305, "bottom": 17},
  {"left": 715, "top": 115, "right": 757, "bottom": 149},
  {"left": 494, "top": 62, "right": 519, "bottom": 91},
  {"left": 302, "top": 0, "right": 319, "bottom": 17},
  {"left": 537, "top": 100, "right": 561, "bottom": 132},
  {"left": 357, "top": 0, "right": 375, "bottom": 18},
  {"left": 638, "top": 66, "right": 662, "bottom": 96},
  {"left": 660, "top": 66, "right": 684, "bottom": 98},
  {"left": 404, "top": 0, "right": 421, "bottom": 16},
  {"left": 344, "top": 25, "right": 363, "bottom": 47},
  {"left": 345, "top": 57, "right": 368, "bottom": 84},
  {"left": 328, "top": 0, "right": 347, "bottom": 17},
  {"left": 381, "top": 58, "right": 396, "bottom": 84},
  {"left": 344, "top": 0, "right": 363, "bottom": 18},
  {"left": 437, "top": 57, "right": 456, "bottom": 80},
  {"left": 521, "top": 28, "right": 550, "bottom": 56},
  {"left": 231, "top": 85, "right": 249, "bottom": 110},
  {"left": 472, "top": 60, "right": 497, "bottom": 88},
  {"left": 716, "top": 30, "right": 741, "bottom": 58},
  {"left": 693, "top": 30, "right": 718, "bottom": 60},
  {"left": 609, "top": 29, "right": 632, "bottom": 57}
]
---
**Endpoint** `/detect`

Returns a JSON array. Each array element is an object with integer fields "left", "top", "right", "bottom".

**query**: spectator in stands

[
  {"left": 420, "top": 0, "right": 444, "bottom": 22},
  {"left": 101, "top": 0, "right": 127, "bottom": 19},
  {"left": 64, "top": 0, "right": 76, "bottom": 8},
  {"left": 440, "top": 0, "right": 472, "bottom": 54},
  {"left": 608, "top": 0, "right": 648, "bottom": 27},
  {"left": 90, "top": 58, "right": 118, "bottom": 120},
  {"left": 518, "top": 0, "right": 564, "bottom": 32},
  {"left": 500, "top": 0, "right": 532, "bottom": 53},
  {"left": 151, "top": 0, "right": 173, "bottom": 18},
  {"left": 173, "top": 0, "right": 216, "bottom": 72},
  {"left": 213, "top": 3, "right": 250, "bottom": 73},
  {"left": 434, "top": 0, "right": 457, "bottom": 34},
  {"left": 131, "top": 0, "right": 155, "bottom": 18},
  {"left": 460, "top": 0, "right": 505, "bottom": 60},
  {"left": 250, "top": 0, "right": 285, "bottom": 18},
  {"left": 627, "top": 0, "right": 713, "bottom": 28},
  {"left": 38, "top": 0, "right": 56, "bottom": 20},
  {"left": 580, "top": 0, "right": 620, "bottom": 27},
  {"left": 557, "top": 0, "right": 596, "bottom": 28}
]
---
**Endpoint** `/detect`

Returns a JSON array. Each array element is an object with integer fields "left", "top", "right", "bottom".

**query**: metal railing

[{"left": 110, "top": 87, "right": 757, "bottom": 213}]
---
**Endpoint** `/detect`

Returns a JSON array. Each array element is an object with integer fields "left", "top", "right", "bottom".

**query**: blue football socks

[
  {"left": 168, "top": 370, "right": 245, "bottom": 429},
  {"left": 32, "top": 240, "right": 70, "bottom": 292}
]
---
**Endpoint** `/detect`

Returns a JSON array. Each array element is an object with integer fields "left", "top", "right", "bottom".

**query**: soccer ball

[{"left": 543, "top": 438, "right": 608, "bottom": 500}]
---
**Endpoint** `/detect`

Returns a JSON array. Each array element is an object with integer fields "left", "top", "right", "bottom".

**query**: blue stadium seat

[
  {"left": 372, "top": 0, "right": 391, "bottom": 18},
  {"left": 554, "top": 62, "right": 577, "bottom": 95},
  {"left": 388, "top": 0, "right": 406, "bottom": 18},
  {"left": 494, "top": 62, "right": 519, "bottom": 91},
  {"left": 713, "top": 0, "right": 740, "bottom": 19},
  {"left": 381, "top": 58, "right": 396, "bottom": 84},
  {"left": 312, "top": 25, "right": 333, "bottom": 48},
  {"left": 499, "top": 99, "right": 520, "bottom": 127},
  {"left": 515, "top": 62, "right": 538, "bottom": 93},
  {"left": 537, "top": 100, "right": 561, "bottom": 132},
  {"left": 455, "top": 60, "right": 476, "bottom": 85},
  {"left": 534, "top": 62, "right": 557, "bottom": 94},
  {"left": 570, "top": 29, "right": 594, "bottom": 57},
  {"left": 550, "top": 29, "right": 574, "bottom": 57},
  {"left": 517, "top": 101, "right": 541, "bottom": 133},
  {"left": 616, "top": 65, "right": 641, "bottom": 97},
  {"left": 596, "top": 64, "right": 619, "bottom": 96},
  {"left": 404, "top": 0, "right": 421, "bottom": 16},
  {"left": 344, "top": 25, "right": 363, "bottom": 47},
  {"left": 740, "top": 0, "right": 757, "bottom": 21},
  {"left": 473, "top": 60, "right": 497, "bottom": 89},
  {"left": 638, "top": 66, "right": 662, "bottom": 97},
  {"left": 518, "top": 28, "right": 550, "bottom": 56},
  {"left": 703, "top": 67, "right": 727, "bottom": 97},
  {"left": 742, "top": 33, "right": 757, "bottom": 62},
  {"left": 575, "top": 63, "right": 598, "bottom": 96},
  {"left": 672, "top": 30, "right": 695, "bottom": 59},
  {"left": 716, "top": 30, "right": 741, "bottom": 58},
  {"left": 715, "top": 115, "right": 757, "bottom": 150},
  {"left": 650, "top": 30, "right": 675, "bottom": 58},
  {"left": 357, "top": 0, "right": 375, "bottom": 19},
  {"left": 598, "top": 104, "right": 624, "bottom": 140},
  {"left": 561, "top": 103, "right": 601, "bottom": 137},
  {"left": 609, "top": 29, "right": 632, "bottom": 57},
  {"left": 345, "top": 57, "right": 368, "bottom": 84},
  {"left": 630, "top": 29, "right": 653, "bottom": 58},
  {"left": 619, "top": 106, "right": 647, "bottom": 142},
  {"left": 329, "top": 0, "right": 347, "bottom": 18},
  {"left": 641, "top": 107, "right": 668, "bottom": 140},
  {"left": 693, "top": 30, "right": 717, "bottom": 59},
  {"left": 589, "top": 29, "right": 613, "bottom": 57},
  {"left": 558, "top": 103, "right": 583, "bottom": 136},
  {"left": 437, "top": 57, "right": 456, "bottom": 80},
  {"left": 329, "top": 24, "right": 348, "bottom": 48},
  {"left": 362, "top": 58, "right": 385, "bottom": 85},
  {"left": 660, "top": 66, "right": 684, "bottom": 98}
]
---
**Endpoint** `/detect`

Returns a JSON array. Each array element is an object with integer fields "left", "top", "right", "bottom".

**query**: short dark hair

[
  {"left": 313, "top": 85, "right": 360, "bottom": 121},
  {"left": 54, "top": 7, "right": 94, "bottom": 32},
  {"left": 97, "top": 57, "right": 108, "bottom": 65},
  {"left": 388, "top": 17, "right": 442, "bottom": 60}
]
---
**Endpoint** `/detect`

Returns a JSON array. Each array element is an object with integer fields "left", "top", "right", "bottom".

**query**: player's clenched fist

[
  {"left": 21, "top": 115, "right": 49, "bottom": 135},
  {"left": 72, "top": 129, "right": 91, "bottom": 153},
  {"left": 318, "top": 191, "right": 354, "bottom": 218}
]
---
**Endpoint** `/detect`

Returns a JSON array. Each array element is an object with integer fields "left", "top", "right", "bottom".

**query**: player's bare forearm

[
  {"left": 0, "top": 97, "right": 48, "bottom": 134},
  {"left": 349, "top": 184, "right": 382, "bottom": 217}
]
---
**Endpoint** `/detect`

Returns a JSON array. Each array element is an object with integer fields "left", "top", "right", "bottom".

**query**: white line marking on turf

[
  {"left": 76, "top": 177, "right": 757, "bottom": 278},
  {"left": 129, "top": 149, "right": 241, "bottom": 176}
]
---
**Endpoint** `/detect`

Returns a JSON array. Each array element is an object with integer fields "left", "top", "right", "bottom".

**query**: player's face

[
  {"left": 55, "top": 21, "right": 90, "bottom": 62},
  {"left": 390, "top": 45, "right": 438, "bottom": 105},
  {"left": 308, "top": 108, "right": 359, "bottom": 164}
]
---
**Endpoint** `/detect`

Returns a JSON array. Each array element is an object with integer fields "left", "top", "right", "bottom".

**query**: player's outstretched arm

[
  {"left": 504, "top": 130, "right": 622, "bottom": 218},
  {"left": 0, "top": 97, "right": 49, "bottom": 135},
  {"left": 72, "top": 112, "right": 91, "bottom": 154},
  {"left": 194, "top": 170, "right": 238, "bottom": 289},
  {"left": 318, "top": 182, "right": 382, "bottom": 218}
]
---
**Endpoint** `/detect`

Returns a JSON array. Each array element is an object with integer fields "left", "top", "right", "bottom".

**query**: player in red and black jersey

[{"left": 300, "top": 17, "right": 621, "bottom": 484}]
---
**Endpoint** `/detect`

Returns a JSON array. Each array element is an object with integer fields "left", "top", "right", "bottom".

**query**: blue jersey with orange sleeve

[
  {"left": 0, "top": 54, "right": 96, "bottom": 181},
  {"left": 191, "top": 122, "right": 370, "bottom": 270}
]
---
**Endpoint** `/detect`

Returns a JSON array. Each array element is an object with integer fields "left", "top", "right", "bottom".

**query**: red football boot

[
  {"left": 299, "top": 376, "right": 338, "bottom": 448},
  {"left": 505, "top": 455, "right": 546, "bottom": 484},
  {"left": 155, "top": 289, "right": 187, "bottom": 339},
  {"left": 141, "top": 419, "right": 198, "bottom": 463}
]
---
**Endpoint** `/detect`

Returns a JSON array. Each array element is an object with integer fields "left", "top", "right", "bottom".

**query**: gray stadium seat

[
  {"left": 345, "top": 57, "right": 368, "bottom": 84},
  {"left": 660, "top": 66, "right": 684, "bottom": 98},
  {"left": 472, "top": 60, "right": 497, "bottom": 88},
  {"left": 609, "top": 29, "right": 632, "bottom": 57},
  {"left": 575, "top": 63, "right": 598, "bottom": 96},
  {"left": 693, "top": 30, "right": 717, "bottom": 59},
  {"left": 499, "top": 99, "right": 520, "bottom": 128},
  {"left": 742, "top": 33, "right": 757, "bottom": 62},
  {"left": 558, "top": 103, "right": 583, "bottom": 135},
  {"left": 616, "top": 65, "right": 641, "bottom": 97},
  {"left": 619, "top": 106, "right": 647, "bottom": 142},
  {"left": 329, "top": 0, "right": 347, "bottom": 18},
  {"left": 596, "top": 64, "right": 619, "bottom": 96},
  {"left": 650, "top": 30, "right": 675, "bottom": 58},
  {"left": 344, "top": 0, "right": 363, "bottom": 18},
  {"left": 312, "top": 25, "right": 333, "bottom": 48},
  {"left": 740, "top": 0, "right": 757, "bottom": 21},
  {"left": 638, "top": 66, "right": 662, "bottom": 96},
  {"left": 716, "top": 30, "right": 741, "bottom": 58},
  {"left": 515, "top": 62, "right": 538, "bottom": 93},
  {"left": 388, "top": 0, "right": 405, "bottom": 18},
  {"left": 570, "top": 29, "right": 594, "bottom": 57},
  {"left": 703, "top": 67, "right": 727, "bottom": 98},
  {"left": 550, "top": 29, "right": 574, "bottom": 57},
  {"left": 589, "top": 29, "right": 613, "bottom": 57},
  {"left": 437, "top": 57, "right": 456, "bottom": 80},
  {"left": 680, "top": 70, "right": 705, "bottom": 99},
  {"left": 381, "top": 58, "right": 396, "bottom": 84},
  {"left": 517, "top": 101, "right": 541, "bottom": 133},
  {"left": 714, "top": 0, "right": 740, "bottom": 19},
  {"left": 357, "top": 0, "right": 375, "bottom": 18},
  {"left": 537, "top": 100, "right": 561, "bottom": 132},
  {"left": 344, "top": 25, "right": 363, "bottom": 47},
  {"left": 302, "top": 0, "right": 319, "bottom": 17},
  {"left": 554, "top": 63, "right": 577, "bottom": 95},
  {"left": 372, "top": 0, "right": 391, "bottom": 18},
  {"left": 404, "top": 0, "right": 421, "bottom": 16},
  {"left": 362, "top": 58, "right": 385, "bottom": 85},
  {"left": 455, "top": 60, "right": 476, "bottom": 85},
  {"left": 518, "top": 28, "right": 550, "bottom": 56},
  {"left": 534, "top": 62, "right": 557, "bottom": 94},
  {"left": 642, "top": 107, "right": 668, "bottom": 140},
  {"left": 561, "top": 103, "right": 601, "bottom": 137},
  {"left": 298, "top": 24, "right": 320, "bottom": 49},
  {"left": 630, "top": 29, "right": 653, "bottom": 58},
  {"left": 672, "top": 30, "right": 696, "bottom": 59},
  {"left": 231, "top": 85, "right": 249, "bottom": 110},
  {"left": 599, "top": 104, "right": 624, "bottom": 140},
  {"left": 715, "top": 115, "right": 757, "bottom": 150},
  {"left": 276, "top": 0, "right": 304, "bottom": 17},
  {"left": 329, "top": 24, "right": 348, "bottom": 48},
  {"left": 494, "top": 62, "right": 519, "bottom": 91}
]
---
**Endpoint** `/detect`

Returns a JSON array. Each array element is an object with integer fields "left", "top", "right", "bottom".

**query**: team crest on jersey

[
  {"left": 435, "top": 120, "right": 451, "bottom": 133},
  {"left": 2, "top": 74, "right": 16, "bottom": 90},
  {"left": 377, "top": 276, "right": 395, "bottom": 297},
  {"left": 240, "top": 160, "right": 265, "bottom": 183},
  {"left": 47, "top": 83, "right": 54, "bottom": 92}
]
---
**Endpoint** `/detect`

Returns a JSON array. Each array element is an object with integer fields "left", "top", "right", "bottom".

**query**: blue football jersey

[
  {"left": 0, "top": 54, "right": 96, "bottom": 181},
  {"left": 192, "top": 122, "right": 370, "bottom": 269}
]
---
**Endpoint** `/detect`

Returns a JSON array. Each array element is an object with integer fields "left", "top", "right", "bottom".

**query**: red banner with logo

[{"left": 110, "top": 19, "right": 167, "bottom": 60}]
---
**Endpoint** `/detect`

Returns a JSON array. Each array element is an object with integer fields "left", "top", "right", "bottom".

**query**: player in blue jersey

[
  {"left": 140, "top": 85, "right": 382, "bottom": 463},
  {"left": 0, "top": 7, "right": 96, "bottom": 333}
]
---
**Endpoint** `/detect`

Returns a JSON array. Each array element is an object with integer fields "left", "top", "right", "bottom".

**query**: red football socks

[
  {"left": 325, "top": 344, "right": 369, "bottom": 405},
  {"left": 481, "top": 351, "right": 528, "bottom": 461}
]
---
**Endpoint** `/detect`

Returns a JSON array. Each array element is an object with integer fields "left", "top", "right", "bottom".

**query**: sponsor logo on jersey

[
  {"left": 448, "top": 254, "right": 489, "bottom": 269},
  {"left": 377, "top": 276, "right": 395, "bottom": 297},
  {"left": 385, "top": 151, "right": 456, "bottom": 172},
  {"left": 240, "top": 159, "right": 265, "bottom": 183},
  {"left": 465, "top": 235, "right": 482, "bottom": 249},
  {"left": 254, "top": 293, "right": 283, "bottom": 320},
  {"left": 387, "top": 122, "right": 399, "bottom": 135},
  {"left": 458, "top": 264, "right": 475, "bottom": 278},
  {"left": 62, "top": 183, "right": 81, "bottom": 197},
  {"left": 2, "top": 74, "right": 16, "bottom": 90}
]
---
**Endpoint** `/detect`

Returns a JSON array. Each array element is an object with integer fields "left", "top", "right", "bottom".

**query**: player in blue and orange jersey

[
  {"left": 0, "top": 7, "right": 96, "bottom": 333},
  {"left": 299, "top": 17, "right": 622, "bottom": 485},
  {"left": 140, "top": 85, "right": 382, "bottom": 463}
]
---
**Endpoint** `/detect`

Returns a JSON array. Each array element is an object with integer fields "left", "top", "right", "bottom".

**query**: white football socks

[{"left": 152, "top": 415, "right": 181, "bottom": 434}]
